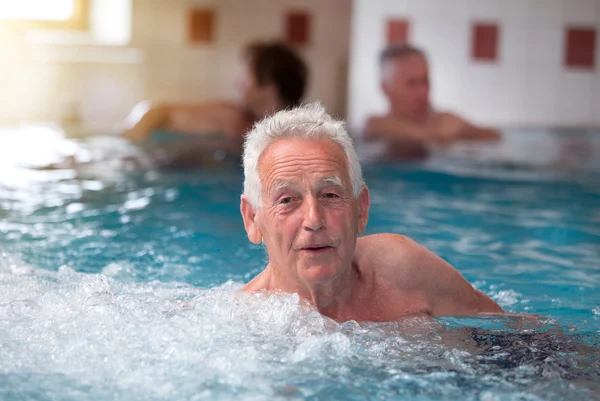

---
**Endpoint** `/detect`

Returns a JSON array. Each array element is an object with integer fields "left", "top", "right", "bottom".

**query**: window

[{"left": 0, "top": 0, "right": 88, "bottom": 30}]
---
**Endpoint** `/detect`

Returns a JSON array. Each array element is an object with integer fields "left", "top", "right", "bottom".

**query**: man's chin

[{"left": 299, "top": 263, "right": 341, "bottom": 283}]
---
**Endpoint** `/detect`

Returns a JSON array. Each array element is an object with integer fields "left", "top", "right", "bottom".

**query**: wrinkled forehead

[{"left": 257, "top": 137, "right": 351, "bottom": 191}]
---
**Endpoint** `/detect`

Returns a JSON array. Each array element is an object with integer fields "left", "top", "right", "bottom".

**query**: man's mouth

[{"left": 300, "top": 245, "right": 332, "bottom": 253}]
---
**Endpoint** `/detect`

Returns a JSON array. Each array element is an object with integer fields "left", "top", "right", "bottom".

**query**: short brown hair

[
  {"left": 244, "top": 41, "right": 308, "bottom": 108},
  {"left": 380, "top": 44, "right": 426, "bottom": 64}
]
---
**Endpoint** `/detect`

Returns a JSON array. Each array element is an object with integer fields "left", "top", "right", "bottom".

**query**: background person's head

[
  {"left": 380, "top": 44, "right": 430, "bottom": 122},
  {"left": 236, "top": 41, "right": 308, "bottom": 119}
]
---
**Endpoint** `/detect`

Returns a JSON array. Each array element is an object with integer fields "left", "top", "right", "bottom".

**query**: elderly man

[
  {"left": 363, "top": 45, "right": 500, "bottom": 159},
  {"left": 240, "top": 103, "right": 503, "bottom": 322}
]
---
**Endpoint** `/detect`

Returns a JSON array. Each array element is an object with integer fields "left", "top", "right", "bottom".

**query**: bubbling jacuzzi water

[{"left": 2, "top": 257, "right": 598, "bottom": 401}]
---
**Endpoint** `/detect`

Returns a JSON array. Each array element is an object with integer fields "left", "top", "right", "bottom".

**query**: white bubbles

[
  {"left": 0, "top": 255, "right": 597, "bottom": 401},
  {"left": 491, "top": 289, "right": 522, "bottom": 307},
  {"left": 0, "top": 260, "right": 339, "bottom": 399},
  {"left": 1, "top": 298, "right": 42, "bottom": 320},
  {"left": 291, "top": 332, "right": 352, "bottom": 363}
]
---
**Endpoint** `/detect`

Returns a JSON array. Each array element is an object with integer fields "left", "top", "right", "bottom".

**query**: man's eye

[
  {"left": 323, "top": 193, "right": 339, "bottom": 199},
  {"left": 279, "top": 197, "right": 294, "bottom": 204}
]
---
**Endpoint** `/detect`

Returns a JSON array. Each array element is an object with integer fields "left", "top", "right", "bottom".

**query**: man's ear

[
  {"left": 357, "top": 185, "right": 370, "bottom": 234},
  {"left": 241, "top": 195, "right": 262, "bottom": 244}
]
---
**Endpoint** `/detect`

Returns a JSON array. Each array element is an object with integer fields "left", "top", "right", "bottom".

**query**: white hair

[{"left": 242, "top": 102, "right": 365, "bottom": 209}]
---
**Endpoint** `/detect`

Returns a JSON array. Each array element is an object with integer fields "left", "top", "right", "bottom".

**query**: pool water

[{"left": 0, "top": 128, "right": 599, "bottom": 400}]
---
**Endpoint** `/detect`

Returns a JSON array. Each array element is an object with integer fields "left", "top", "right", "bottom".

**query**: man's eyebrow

[
  {"left": 272, "top": 179, "right": 293, "bottom": 192},
  {"left": 270, "top": 176, "right": 343, "bottom": 193},
  {"left": 321, "top": 176, "right": 343, "bottom": 188}
]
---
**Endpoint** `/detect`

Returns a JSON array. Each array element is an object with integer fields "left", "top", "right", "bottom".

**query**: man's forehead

[
  {"left": 257, "top": 139, "right": 350, "bottom": 191},
  {"left": 384, "top": 55, "right": 427, "bottom": 75},
  {"left": 258, "top": 138, "right": 347, "bottom": 171}
]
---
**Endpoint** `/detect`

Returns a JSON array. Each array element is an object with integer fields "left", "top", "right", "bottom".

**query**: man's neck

[{"left": 265, "top": 263, "right": 359, "bottom": 320}]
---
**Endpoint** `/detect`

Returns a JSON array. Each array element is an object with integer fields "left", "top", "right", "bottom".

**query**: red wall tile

[
  {"left": 188, "top": 9, "right": 214, "bottom": 43},
  {"left": 387, "top": 19, "right": 410, "bottom": 45},
  {"left": 565, "top": 27, "right": 596, "bottom": 69},
  {"left": 286, "top": 11, "right": 310, "bottom": 45},
  {"left": 472, "top": 22, "right": 499, "bottom": 62}
]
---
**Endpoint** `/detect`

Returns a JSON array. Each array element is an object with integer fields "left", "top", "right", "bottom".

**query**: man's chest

[{"left": 345, "top": 286, "right": 431, "bottom": 322}]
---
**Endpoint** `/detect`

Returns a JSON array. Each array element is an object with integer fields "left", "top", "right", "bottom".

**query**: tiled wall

[{"left": 348, "top": 0, "right": 600, "bottom": 131}]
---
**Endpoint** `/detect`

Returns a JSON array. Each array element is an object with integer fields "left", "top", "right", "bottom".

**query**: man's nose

[{"left": 303, "top": 196, "right": 325, "bottom": 231}]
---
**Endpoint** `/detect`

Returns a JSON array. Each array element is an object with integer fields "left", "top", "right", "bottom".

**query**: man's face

[
  {"left": 242, "top": 138, "right": 369, "bottom": 285},
  {"left": 381, "top": 54, "right": 430, "bottom": 122}
]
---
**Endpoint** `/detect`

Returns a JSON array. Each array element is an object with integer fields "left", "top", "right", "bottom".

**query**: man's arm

[
  {"left": 405, "top": 236, "right": 503, "bottom": 316},
  {"left": 431, "top": 113, "right": 501, "bottom": 143},
  {"left": 123, "top": 102, "right": 249, "bottom": 142},
  {"left": 363, "top": 113, "right": 501, "bottom": 145},
  {"left": 460, "top": 124, "right": 502, "bottom": 141},
  {"left": 362, "top": 115, "right": 428, "bottom": 143}
]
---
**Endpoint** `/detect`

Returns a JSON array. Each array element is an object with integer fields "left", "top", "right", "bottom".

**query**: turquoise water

[{"left": 1, "top": 129, "right": 599, "bottom": 400}]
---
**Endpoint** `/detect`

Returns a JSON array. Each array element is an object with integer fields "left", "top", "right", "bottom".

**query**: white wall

[
  {"left": 0, "top": 0, "right": 140, "bottom": 128},
  {"left": 348, "top": 0, "right": 600, "bottom": 131}
]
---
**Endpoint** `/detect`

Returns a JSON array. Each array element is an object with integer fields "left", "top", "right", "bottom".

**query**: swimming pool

[{"left": 1, "top": 127, "right": 599, "bottom": 400}]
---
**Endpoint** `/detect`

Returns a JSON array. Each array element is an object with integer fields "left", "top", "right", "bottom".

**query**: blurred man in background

[
  {"left": 123, "top": 41, "right": 308, "bottom": 157},
  {"left": 363, "top": 44, "right": 500, "bottom": 159}
]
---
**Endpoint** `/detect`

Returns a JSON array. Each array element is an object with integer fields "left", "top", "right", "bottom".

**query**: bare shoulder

[
  {"left": 435, "top": 111, "right": 501, "bottom": 141},
  {"left": 356, "top": 233, "right": 463, "bottom": 290},
  {"left": 356, "top": 233, "right": 504, "bottom": 315},
  {"left": 355, "top": 233, "right": 430, "bottom": 283},
  {"left": 356, "top": 233, "right": 418, "bottom": 258},
  {"left": 356, "top": 233, "right": 431, "bottom": 260}
]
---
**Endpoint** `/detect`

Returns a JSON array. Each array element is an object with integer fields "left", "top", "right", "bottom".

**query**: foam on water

[{"left": 1, "top": 252, "right": 598, "bottom": 401}]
